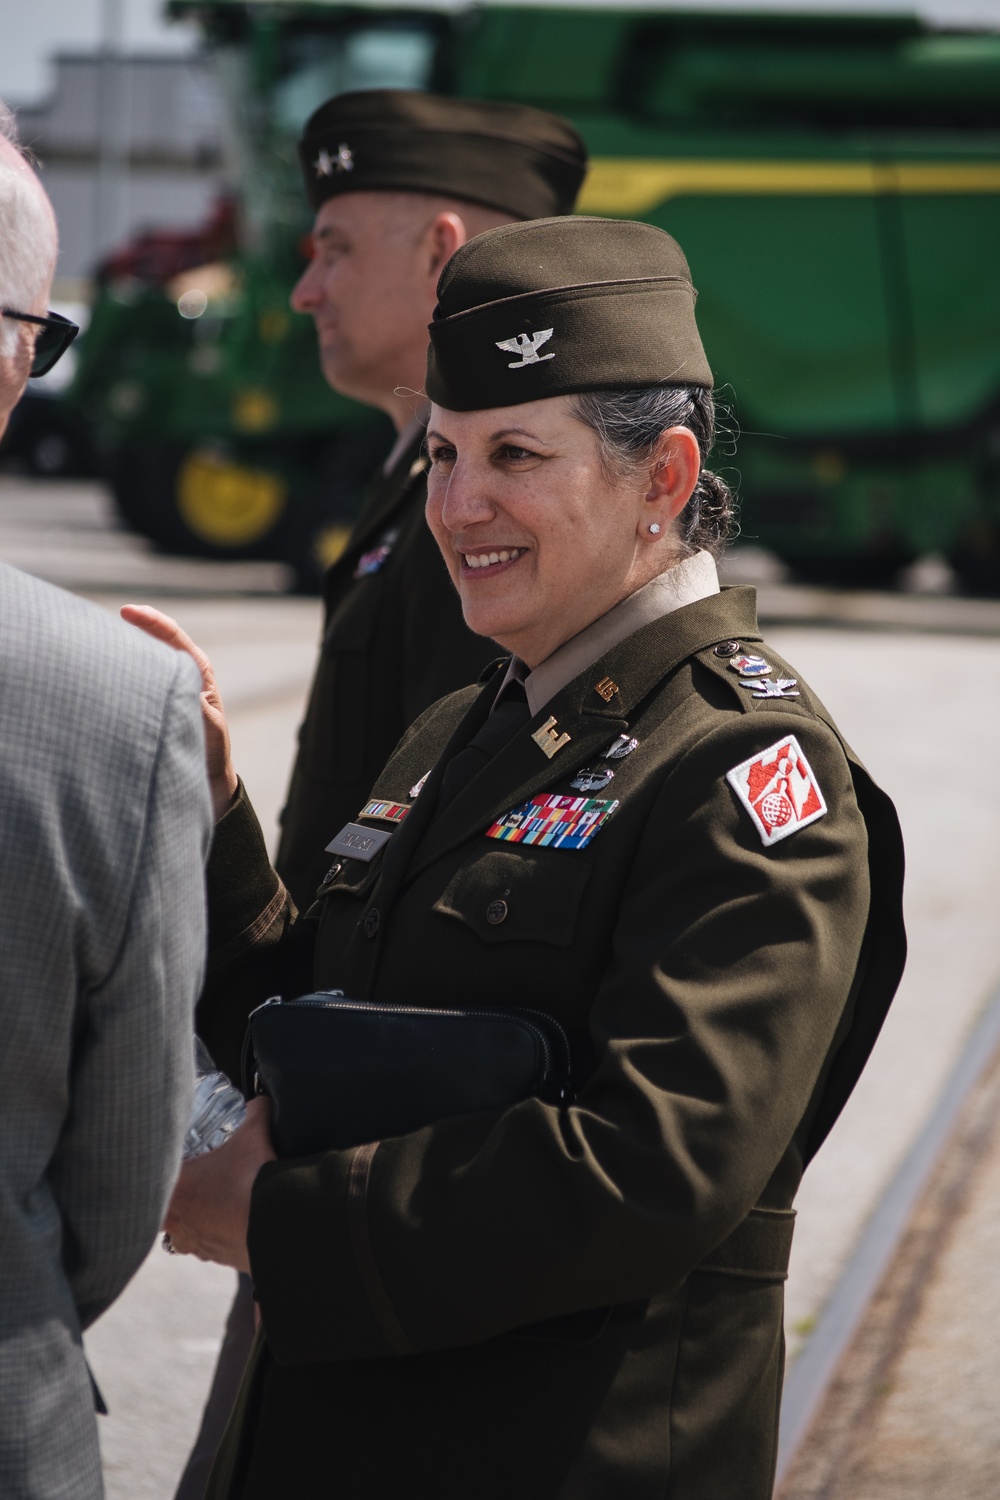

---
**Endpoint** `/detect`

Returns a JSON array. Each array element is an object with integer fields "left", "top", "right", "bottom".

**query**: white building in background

[{"left": 15, "top": 53, "right": 229, "bottom": 284}]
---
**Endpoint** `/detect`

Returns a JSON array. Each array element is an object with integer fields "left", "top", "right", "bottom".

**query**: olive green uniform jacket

[
  {"left": 276, "top": 431, "right": 501, "bottom": 909},
  {"left": 202, "top": 587, "right": 905, "bottom": 1500}
]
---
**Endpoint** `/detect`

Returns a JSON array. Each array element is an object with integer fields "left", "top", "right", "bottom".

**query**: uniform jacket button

[
  {"left": 486, "top": 899, "right": 508, "bottom": 925},
  {"left": 714, "top": 640, "right": 742, "bottom": 658},
  {"left": 363, "top": 906, "right": 380, "bottom": 938}
]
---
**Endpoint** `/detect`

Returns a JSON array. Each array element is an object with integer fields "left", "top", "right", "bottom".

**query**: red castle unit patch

[{"left": 726, "top": 735, "right": 827, "bottom": 847}]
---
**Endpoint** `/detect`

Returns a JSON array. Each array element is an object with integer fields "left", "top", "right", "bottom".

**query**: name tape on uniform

[
  {"left": 325, "top": 822, "right": 393, "bottom": 862},
  {"left": 487, "top": 793, "right": 618, "bottom": 850},
  {"left": 726, "top": 735, "right": 827, "bottom": 847}
]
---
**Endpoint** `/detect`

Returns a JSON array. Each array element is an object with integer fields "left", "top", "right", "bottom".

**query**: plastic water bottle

[{"left": 183, "top": 1036, "right": 246, "bottom": 1159}]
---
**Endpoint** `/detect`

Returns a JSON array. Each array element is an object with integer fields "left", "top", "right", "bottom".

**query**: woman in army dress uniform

[{"left": 132, "top": 216, "right": 905, "bottom": 1499}]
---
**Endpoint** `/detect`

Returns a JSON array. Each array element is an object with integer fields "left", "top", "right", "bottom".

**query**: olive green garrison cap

[
  {"left": 425, "top": 217, "right": 713, "bottom": 411},
  {"left": 299, "top": 90, "right": 587, "bottom": 219}
]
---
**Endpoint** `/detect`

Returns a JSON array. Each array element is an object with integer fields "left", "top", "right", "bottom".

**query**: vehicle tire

[
  {"left": 948, "top": 533, "right": 1000, "bottom": 596},
  {"left": 106, "top": 421, "right": 390, "bottom": 581}
]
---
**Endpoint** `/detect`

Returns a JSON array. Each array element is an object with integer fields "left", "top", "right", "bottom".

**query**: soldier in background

[
  {"left": 277, "top": 89, "right": 589, "bottom": 909},
  {"left": 172, "top": 90, "right": 587, "bottom": 1499}
]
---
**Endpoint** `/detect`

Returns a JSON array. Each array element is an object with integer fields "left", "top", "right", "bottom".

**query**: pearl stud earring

[{"left": 648, "top": 522, "right": 661, "bottom": 535}]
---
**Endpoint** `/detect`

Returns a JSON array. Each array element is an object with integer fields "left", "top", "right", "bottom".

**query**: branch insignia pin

[{"left": 531, "top": 716, "right": 572, "bottom": 759}]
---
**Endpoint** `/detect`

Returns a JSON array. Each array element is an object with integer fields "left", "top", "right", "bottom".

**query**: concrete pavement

[{"left": 779, "top": 1021, "right": 1000, "bottom": 1499}]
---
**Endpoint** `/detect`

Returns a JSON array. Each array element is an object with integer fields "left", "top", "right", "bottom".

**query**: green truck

[{"left": 65, "top": 3, "right": 1000, "bottom": 589}]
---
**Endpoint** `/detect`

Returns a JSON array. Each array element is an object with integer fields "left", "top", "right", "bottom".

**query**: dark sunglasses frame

[{"left": 1, "top": 308, "right": 80, "bottom": 378}]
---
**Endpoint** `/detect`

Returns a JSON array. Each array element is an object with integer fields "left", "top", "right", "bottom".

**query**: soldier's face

[
  {"left": 290, "top": 192, "right": 438, "bottom": 407},
  {"left": 426, "top": 396, "right": 660, "bottom": 668}
]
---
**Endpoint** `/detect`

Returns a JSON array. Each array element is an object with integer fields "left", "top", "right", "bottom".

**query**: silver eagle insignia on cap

[{"left": 496, "top": 328, "right": 555, "bottom": 368}]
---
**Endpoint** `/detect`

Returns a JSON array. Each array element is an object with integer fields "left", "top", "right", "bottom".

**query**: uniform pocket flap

[{"left": 433, "top": 846, "right": 592, "bottom": 946}]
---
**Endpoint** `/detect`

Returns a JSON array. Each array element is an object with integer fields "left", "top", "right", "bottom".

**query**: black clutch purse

[{"left": 241, "top": 991, "right": 572, "bottom": 1159}]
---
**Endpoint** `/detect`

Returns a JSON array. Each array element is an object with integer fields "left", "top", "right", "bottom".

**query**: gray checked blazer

[{"left": 0, "top": 562, "right": 212, "bottom": 1499}]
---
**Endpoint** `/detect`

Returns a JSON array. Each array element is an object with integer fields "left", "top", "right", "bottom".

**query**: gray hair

[
  {"left": 570, "top": 385, "right": 737, "bottom": 556},
  {"left": 0, "top": 100, "right": 57, "bottom": 357}
]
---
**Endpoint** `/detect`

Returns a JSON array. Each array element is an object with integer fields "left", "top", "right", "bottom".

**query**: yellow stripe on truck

[{"left": 578, "top": 159, "right": 1000, "bottom": 215}]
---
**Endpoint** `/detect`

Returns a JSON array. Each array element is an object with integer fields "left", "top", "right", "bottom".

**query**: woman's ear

[{"left": 640, "top": 426, "right": 701, "bottom": 539}]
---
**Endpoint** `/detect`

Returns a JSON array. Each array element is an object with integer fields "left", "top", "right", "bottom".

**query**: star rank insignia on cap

[
  {"left": 314, "top": 143, "right": 354, "bottom": 177},
  {"left": 726, "top": 735, "right": 827, "bottom": 847}
]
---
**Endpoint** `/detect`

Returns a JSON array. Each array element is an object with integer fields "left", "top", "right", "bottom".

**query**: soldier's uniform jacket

[
  {"left": 276, "top": 429, "right": 500, "bottom": 909},
  {"left": 202, "top": 586, "right": 905, "bottom": 1500}
]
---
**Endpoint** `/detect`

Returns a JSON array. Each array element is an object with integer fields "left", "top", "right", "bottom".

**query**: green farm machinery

[{"left": 63, "top": 4, "right": 1000, "bottom": 589}]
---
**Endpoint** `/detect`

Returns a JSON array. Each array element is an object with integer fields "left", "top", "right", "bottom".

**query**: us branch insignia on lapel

[
  {"left": 726, "top": 735, "right": 827, "bottom": 847},
  {"left": 487, "top": 793, "right": 618, "bottom": 850}
]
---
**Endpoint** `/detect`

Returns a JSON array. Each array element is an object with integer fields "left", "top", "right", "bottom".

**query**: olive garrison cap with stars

[
  {"left": 425, "top": 216, "right": 714, "bottom": 411},
  {"left": 298, "top": 90, "right": 588, "bottom": 219}
]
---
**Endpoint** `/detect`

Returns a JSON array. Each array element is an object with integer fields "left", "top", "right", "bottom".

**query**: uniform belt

[{"left": 696, "top": 1207, "right": 796, "bottom": 1282}]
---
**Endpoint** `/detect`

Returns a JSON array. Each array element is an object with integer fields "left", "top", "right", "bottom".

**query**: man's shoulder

[
  {"left": 687, "top": 626, "right": 842, "bottom": 740},
  {"left": 1, "top": 562, "right": 182, "bottom": 674},
  {"left": 0, "top": 562, "right": 196, "bottom": 732}
]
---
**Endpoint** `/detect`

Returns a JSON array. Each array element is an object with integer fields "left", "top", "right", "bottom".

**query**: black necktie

[{"left": 435, "top": 683, "right": 531, "bottom": 813}]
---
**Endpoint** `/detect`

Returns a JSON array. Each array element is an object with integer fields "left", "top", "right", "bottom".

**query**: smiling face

[{"left": 425, "top": 395, "right": 698, "bottom": 667}]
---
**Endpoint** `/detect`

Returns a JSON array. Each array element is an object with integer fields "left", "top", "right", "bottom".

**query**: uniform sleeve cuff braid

[{"left": 206, "top": 780, "right": 286, "bottom": 961}]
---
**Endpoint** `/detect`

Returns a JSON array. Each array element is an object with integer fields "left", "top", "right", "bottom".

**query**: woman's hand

[
  {"left": 163, "top": 1097, "right": 276, "bottom": 1273},
  {"left": 121, "top": 604, "right": 239, "bottom": 821}
]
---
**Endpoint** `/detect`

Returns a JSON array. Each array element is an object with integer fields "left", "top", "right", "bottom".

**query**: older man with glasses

[
  {"left": 0, "top": 306, "right": 78, "bottom": 381},
  {"left": 0, "top": 104, "right": 213, "bottom": 1500}
]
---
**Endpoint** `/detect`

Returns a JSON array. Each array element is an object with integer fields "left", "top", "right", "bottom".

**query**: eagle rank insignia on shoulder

[{"left": 726, "top": 735, "right": 827, "bottom": 847}]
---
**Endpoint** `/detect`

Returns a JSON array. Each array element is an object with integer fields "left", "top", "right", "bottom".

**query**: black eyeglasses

[{"left": 1, "top": 308, "right": 80, "bottom": 377}]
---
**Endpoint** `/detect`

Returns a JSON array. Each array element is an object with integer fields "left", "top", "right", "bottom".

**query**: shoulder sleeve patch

[{"left": 726, "top": 734, "right": 828, "bottom": 847}]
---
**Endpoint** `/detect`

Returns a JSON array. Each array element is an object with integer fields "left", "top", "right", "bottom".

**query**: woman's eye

[
  {"left": 428, "top": 444, "right": 456, "bottom": 466},
  {"left": 496, "top": 445, "right": 536, "bottom": 464}
]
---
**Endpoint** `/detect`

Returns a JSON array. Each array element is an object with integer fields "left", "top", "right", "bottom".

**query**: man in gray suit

[{"left": 0, "top": 107, "right": 213, "bottom": 1498}]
